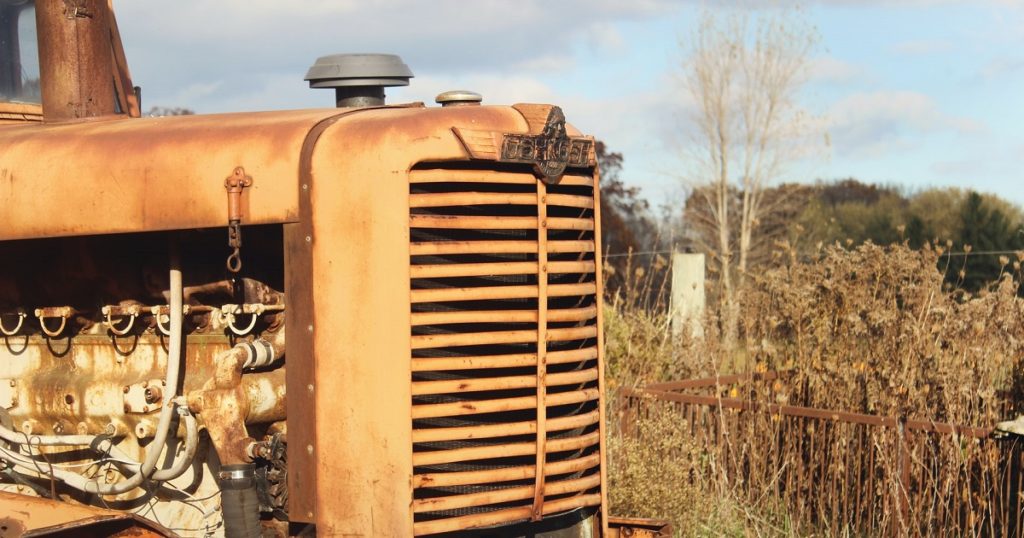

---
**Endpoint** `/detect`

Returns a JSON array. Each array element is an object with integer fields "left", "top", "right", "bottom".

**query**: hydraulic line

[
  {"left": 82, "top": 248, "right": 186, "bottom": 494},
  {"left": 150, "top": 407, "right": 199, "bottom": 482}
]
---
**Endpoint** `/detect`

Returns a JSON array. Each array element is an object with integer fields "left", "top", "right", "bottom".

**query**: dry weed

[{"left": 606, "top": 243, "right": 1024, "bottom": 537}]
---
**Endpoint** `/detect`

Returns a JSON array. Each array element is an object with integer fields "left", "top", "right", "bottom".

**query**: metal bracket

[
  {"left": 122, "top": 379, "right": 165, "bottom": 414},
  {"left": 224, "top": 166, "right": 254, "bottom": 273},
  {"left": 0, "top": 380, "right": 17, "bottom": 409},
  {"left": 219, "top": 303, "right": 286, "bottom": 336},
  {"left": 34, "top": 306, "right": 76, "bottom": 338}
]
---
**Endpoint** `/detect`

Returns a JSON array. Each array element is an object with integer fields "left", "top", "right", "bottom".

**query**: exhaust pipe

[{"left": 35, "top": 0, "right": 118, "bottom": 121}]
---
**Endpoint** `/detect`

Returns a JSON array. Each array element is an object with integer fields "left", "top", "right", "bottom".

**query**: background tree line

[{"left": 600, "top": 161, "right": 1024, "bottom": 296}]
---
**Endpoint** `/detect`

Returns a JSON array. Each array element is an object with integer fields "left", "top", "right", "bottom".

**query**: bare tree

[{"left": 681, "top": 8, "right": 821, "bottom": 343}]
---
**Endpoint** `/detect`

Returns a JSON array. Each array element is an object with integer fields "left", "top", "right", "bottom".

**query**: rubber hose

[{"left": 219, "top": 464, "right": 262, "bottom": 538}]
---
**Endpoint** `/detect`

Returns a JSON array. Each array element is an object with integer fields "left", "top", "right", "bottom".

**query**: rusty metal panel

[
  {"left": 283, "top": 111, "right": 352, "bottom": 523},
  {"left": 0, "top": 491, "right": 173, "bottom": 537},
  {"left": 592, "top": 157, "right": 611, "bottom": 538},
  {"left": 299, "top": 106, "right": 531, "bottom": 536},
  {"left": 0, "top": 109, "right": 345, "bottom": 241},
  {"left": 0, "top": 102, "right": 42, "bottom": 123}
]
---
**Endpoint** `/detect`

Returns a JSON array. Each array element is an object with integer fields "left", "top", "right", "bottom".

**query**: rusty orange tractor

[{"left": 0, "top": 1, "right": 667, "bottom": 537}]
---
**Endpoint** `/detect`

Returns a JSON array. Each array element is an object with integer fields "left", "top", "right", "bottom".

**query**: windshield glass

[{"left": 0, "top": 0, "right": 39, "bottom": 104}]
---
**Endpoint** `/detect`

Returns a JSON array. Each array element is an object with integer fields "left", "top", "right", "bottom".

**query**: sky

[{"left": 112, "top": 0, "right": 1024, "bottom": 208}]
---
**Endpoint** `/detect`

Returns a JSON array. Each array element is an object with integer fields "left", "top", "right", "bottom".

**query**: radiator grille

[{"left": 409, "top": 164, "right": 602, "bottom": 536}]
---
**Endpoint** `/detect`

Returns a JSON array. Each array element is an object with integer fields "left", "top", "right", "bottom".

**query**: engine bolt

[
  {"left": 122, "top": 385, "right": 130, "bottom": 394},
  {"left": 144, "top": 386, "right": 162, "bottom": 404}
]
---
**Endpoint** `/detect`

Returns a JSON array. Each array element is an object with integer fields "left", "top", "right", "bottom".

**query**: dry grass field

[{"left": 605, "top": 243, "right": 1024, "bottom": 536}]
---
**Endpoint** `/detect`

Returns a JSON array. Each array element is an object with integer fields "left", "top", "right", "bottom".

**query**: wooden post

[{"left": 671, "top": 252, "right": 705, "bottom": 338}]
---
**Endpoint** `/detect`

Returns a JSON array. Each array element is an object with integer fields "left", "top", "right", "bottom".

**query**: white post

[{"left": 671, "top": 252, "right": 705, "bottom": 338}]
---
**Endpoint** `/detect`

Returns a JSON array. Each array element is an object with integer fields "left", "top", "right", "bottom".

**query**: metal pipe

[{"left": 35, "top": 0, "right": 119, "bottom": 121}]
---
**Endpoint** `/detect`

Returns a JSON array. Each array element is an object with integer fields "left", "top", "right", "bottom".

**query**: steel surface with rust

[
  {"left": 0, "top": 490, "right": 174, "bottom": 536},
  {"left": 0, "top": 102, "right": 608, "bottom": 535}
]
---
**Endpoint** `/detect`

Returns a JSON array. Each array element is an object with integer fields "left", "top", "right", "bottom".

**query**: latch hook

[{"left": 224, "top": 167, "right": 254, "bottom": 273}]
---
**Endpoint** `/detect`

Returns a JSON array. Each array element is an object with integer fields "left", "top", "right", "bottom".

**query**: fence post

[{"left": 671, "top": 251, "right": 705, "bottom": 339}]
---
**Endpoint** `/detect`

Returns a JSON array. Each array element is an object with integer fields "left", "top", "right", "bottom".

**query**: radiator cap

[{"left": 436, "top": 90, "right": 483, "bottom": 107}]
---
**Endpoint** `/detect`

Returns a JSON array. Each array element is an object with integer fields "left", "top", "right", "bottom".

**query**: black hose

[{"left": 219, "top": 464, "right": 262, "bottom": 538}]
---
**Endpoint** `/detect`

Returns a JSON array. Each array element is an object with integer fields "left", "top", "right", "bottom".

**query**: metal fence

[{"left": 618, "top": 371, "right": 1024, "bottom": 537}]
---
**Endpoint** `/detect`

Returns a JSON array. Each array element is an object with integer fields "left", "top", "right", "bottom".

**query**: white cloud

[
  {"left": 395, "top": 74, "right": 560, "bottom": 107},
  {"left": 584, "top": 22, "right": 628, "bottom": 54},
  {"left": 808, "top": 55, "right": 863, "bottom": 84},
  {"left": 166, "top": 81, "right": 224, "bottom": 107},
  {"left": 977, "top": 56, "right": 1024, "bottom": 80},
  {"left": 113, "top": 0, "right": 681, "bottom": 111},
  {"left": 891, "top": 39, "right": 954, "bottom": 55},
  {"left": 826, "top": 90, "right": 984, "bottom": 158}
]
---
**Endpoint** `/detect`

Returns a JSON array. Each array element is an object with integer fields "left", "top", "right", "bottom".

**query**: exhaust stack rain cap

[{"left": 305, "top": 53, "right": 413, "bottom": 108}]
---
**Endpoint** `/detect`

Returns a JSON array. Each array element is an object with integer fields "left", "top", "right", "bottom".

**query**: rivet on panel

[
  {"left": 302, "top": 184, "right": 309, "bottom": 191},
  {"left": 307, "top": 384, "right": 314, "bottom": 394},
  {"left": 306, "top": 444, "right": 314, "bottom": 455},
  {"left": 307, "top": 325, "right": 314, "bottom": 333},
  {"left": 305, "top": 235, "right": 312, "bottom": 243}
]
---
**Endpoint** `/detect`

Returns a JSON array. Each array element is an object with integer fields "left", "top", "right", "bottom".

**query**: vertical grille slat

[{"left": 409, "top": 165, "right": 602, "bottom": 535}]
